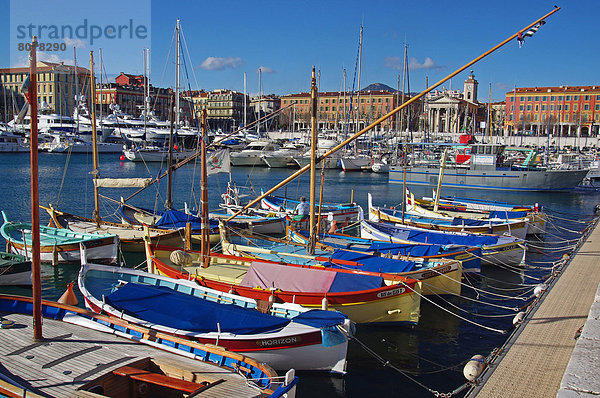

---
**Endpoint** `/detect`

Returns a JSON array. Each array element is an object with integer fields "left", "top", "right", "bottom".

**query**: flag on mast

[
  {"left": 207, "top": 149, "right": 231, "bottom": 175},
  {"left": 517, "top": 21, "right": 546, "bottom": 48}
]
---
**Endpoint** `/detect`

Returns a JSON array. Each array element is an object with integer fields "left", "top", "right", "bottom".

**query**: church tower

[{"left": 463, "top": 70, "right": 478, "bottom": 103}]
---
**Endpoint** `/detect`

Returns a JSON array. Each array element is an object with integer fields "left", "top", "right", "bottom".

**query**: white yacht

[
  {"left": 230, "top": 140, "right": 279, "bottom": 167},
  {"left": 261, "top": 142, "right": 305, "bottom": 168},
  {"left": 0, "top": 125, "right": 28, "bottom": 152}
]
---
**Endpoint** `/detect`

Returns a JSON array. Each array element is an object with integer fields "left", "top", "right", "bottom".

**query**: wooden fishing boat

[
  {"left": 148, "top": 244, "right": 422, "bottom": 325},
  {"left": 361, "top": 219, "right": 526, "bottom": 267},
  {"left": 368, "top": 194, "right": 528, "bottom": 239},
  {"left": 0, "top": 294, "right": 296, "bottom": 397},
  {"left": 119, "top": 204, "right": 221, "bottom": 244},
  {"left": 417, "top": 192, "right": 547, "bottom": 234},
  {"left": 43, "top": 205, "right": 186, "bottom": 252},
  {"left": 79, "top": 262, "right": 352, "bottom": 374},
  {"left": 1, "top": 212, "right": 118, "bottom": 264},
  {"left": 288, "top": 227, "right": 482, "bottom": 274},
  {"left": 221, "top": 231, "right": 463, "bottom": 296},
  {"left": 260, "top": 193, "right": 361, "bottom": 231},
  {"left": 0, "top": 251, "right": 31, "bottom": 286}
]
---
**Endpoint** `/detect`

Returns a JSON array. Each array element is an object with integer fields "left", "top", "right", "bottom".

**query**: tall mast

[
  {"left": 200, "top": 109, "right": 209, "bottom": 267},
  {"left": 354, "top": 25, "right": 363, "bottom": 151},
  {"left": 343, "top": 69, "right": 346, "bottom": 134},
  {"left": 90, "top": 51, "right": 100, "bottom": 225},
  {"left": 258, "top": 68, "right": 262, "bottom": 136},
  {"left": 143, "top": 48, "right": 147, "bottom": 136},
  {"left": 243, "top": 72, "right": 247, "bottom": 129},
  {"left": 308, "top": 66, "right": 318, "bottom": 254},
  {"left": 73, "top": 48, "right": 79, "bottom": 133},
  {"left": 99, "top": 48, "right": 103, "bottom": 126},
  {"left": 488, "top": 82, "right": 492, "bottom": 142},
  {"left": 29, "top": 36, "right": 42, "bottom": 341},
  {"left": 165, "top": 96, "right": 174, "bottom": 210},
  {"left": 175, "top": 19, "right": 180, "bottom": 131},
  {"left": 401, "top": 43, "right": 407, "bottom": 133}
]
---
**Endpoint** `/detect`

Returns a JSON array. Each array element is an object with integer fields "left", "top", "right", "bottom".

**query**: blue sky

[{"left": 1, "top": 1, "right": 598, "bottom": 101}]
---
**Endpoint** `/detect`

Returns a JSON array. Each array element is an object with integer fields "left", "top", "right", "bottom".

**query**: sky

[{"left": 1, "top": 0, "right": 598, "bottom": 102}]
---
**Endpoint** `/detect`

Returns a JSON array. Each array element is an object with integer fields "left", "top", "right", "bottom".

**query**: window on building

[
  {"left": 574, "top": 95, "right": 579, "bottom": 100},
  {"left": 565, "top": 115, "right": 569, "bottom": 121},
  {"left": 511, "top": 105, "right": 514, "bottom": 111},
  {"left": 584, "top": 104, "right": 590, "bottom": 110},
  {"left": 535, "top": 96, "right": 540, "bottom": 101},
  {"left": 565, "top": 105, "right": 569, "bottom": 110},
  {"left": 520, "top": 96, "right": 525, "bottom": 101},
  {"left": 550, "top": 96, "right": 556, "bottom": 101},
  {"left": 534, "top": 114, "right": 538, "bottom": 121},
  {"left": 565, "top": 95, "right": 571, "bottom": 100},
  {"left": 542, "top": 105, "right": 546, "bottom": 110},
  {"left": 585, "top": 95, "right": 590, "bottom": 100},
  {"left": 509, "top": 114, "right": 514, "bottom": 120},
  {"left": 596, "top": 95, "right": 600, "bottom": 101},
  {"left": 519, "top": 105, "right": 524, "bottom": 111},
  {"left": 527, "top": 105, "right": 532, "bottom": 111},
  {"left": 542, "top": 96, "right": 547, "bottom": 101},
  {"left": 550, "top": 105, "right": 554, "bottom": 110},
  {"left": 574, "top": 105, "right": 578, "bottom": 111},
  {"left": 596, "top": 105, "right": 600, "bottom": 111},
  {"left": 527, "top": 96, "right": 532, "bottom": 101},
  {"left": 535, "top": 105, "right": 539, "bottom": 111}
]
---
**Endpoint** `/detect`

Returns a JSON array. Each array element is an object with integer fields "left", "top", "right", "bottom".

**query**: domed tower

[{"left": 463, "top": 70, "right": 478, "bottom": 103}]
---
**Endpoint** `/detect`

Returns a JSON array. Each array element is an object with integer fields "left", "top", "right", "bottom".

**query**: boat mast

[
  {"left": 488, "top": 82, "right": 492, "bottom": 143},
  {"left": 354, "top": 25, "right": 363, "bottom": 154},
  {"left": 200, "top": 109, "right": 209, "bottom": 267},
  {"left": 243, "top": 72, "right": 247, "bottom": 130},
  {"left": 90, "top": 51, "right": 101, "bottom": 225},
  {"left": 165, "top": 95, "right": 174, "bottom": 210},
  {"left": 308, "top": 67, "right": 318, "bottom": 254},
  {"left": 29, "top": 36, "right": 43, "bottom": 341},
  {"left": 258, "top": 68, "right": 262, "bottom": 136},
  {"left": 74, "top": 48, "right": 79, "bottom": 134},
  {"left": 143, "top": 48, "right": 148, "bottom": 137},
  {"left": 175, "top": 19, "right": 181, "bottom": 134},
  {"left": 401, "top": 43, "right": 407, "bottom": 134},
  {"left": 99, "top": 48, "right": 103, "bottom": 127}
]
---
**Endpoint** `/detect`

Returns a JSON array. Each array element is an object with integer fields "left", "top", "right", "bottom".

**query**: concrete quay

[{"left": 468, "top": 218, "right": 600, "bottom": 398}]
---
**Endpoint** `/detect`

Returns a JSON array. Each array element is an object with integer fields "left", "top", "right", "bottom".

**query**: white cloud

[
  {"left": 12, "top": 52, "right": 73, "bottom": 67},
  {"left": 409, "top": 56, "right": 436, "bottom": 70},
  {"left": 198, "top": 56, "right": 242, "bottom": 71},
  {"left": 384, "top": 56, "right": 403, "bottom": 71},
  {"left": 63, "top": 37, "right": 87, "bottom": 49},
  {"left": 257, "top": 66, "right": 275, "bottom": 74}
]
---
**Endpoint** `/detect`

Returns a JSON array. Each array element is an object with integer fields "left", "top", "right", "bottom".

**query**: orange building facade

[
  {"left": 505, "top": 85, "right": 600, "bottom": 137},
  {"left": 280, "top": 90, "right": 414, "bottom": 132}
]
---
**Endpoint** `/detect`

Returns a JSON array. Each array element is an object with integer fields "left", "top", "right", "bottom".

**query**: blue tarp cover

[
  {"left": 155, "top": 209, "right": 218, "bottom": 230},
  {"left": 489, "top": 210, "right": 528, "bottom": 219},
  {"left": 292, "top": 309, "right": 348, "bottom": 329},
  {"left": 105, "top": 282, "right": 290, "bottom": 335},
  {"left": 372, "top": 221, "right": 498, "bottom": 246},
  {"left": 327, "top": 249, "right": 416, "bottom": 274}
]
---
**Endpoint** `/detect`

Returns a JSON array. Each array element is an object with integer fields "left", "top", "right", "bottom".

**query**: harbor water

[{"left": 0, "top": 152, "right": 598, "bottom": 397}]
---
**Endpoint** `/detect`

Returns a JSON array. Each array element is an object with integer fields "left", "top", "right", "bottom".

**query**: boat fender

[
  {"left": 58, "top": 281, "right": 79, "bottom": 306},
  {"left": 513, "top": 311, "right": 525, "bottom": 325},
  {"left": 321, "top": 297, "right": 328, "bottom": 311},
  {"left": 269, "top": 294, "right": 275, "bottom": 305},
  {"left": 463, "top": 354, "right": 486, "bottom": 382},
  {"left": 534, "top": 283, "right": 547, "bottom": 298},
  {"left": 170, "top": 250, "right": 192, "bottom": 267}
]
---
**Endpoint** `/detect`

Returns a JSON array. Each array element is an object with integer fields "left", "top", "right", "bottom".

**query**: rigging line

[
  {"left": 349, "top": 333, "right": 462, "bottom": 396},
  {"left": 55, "top": 145, "right": 73, "bottom": 208},
  {"left": 429, "top": 289, "right": 522, "bottom": 316},
  {"left": 398, "top": 279, "right": 507, "bottom": 334}
]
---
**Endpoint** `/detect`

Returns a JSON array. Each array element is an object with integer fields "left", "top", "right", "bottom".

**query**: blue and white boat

[
  {"left": 79, "top": 262, "right": 352, "bottom": 374},
  {"left": 360, "top": 219, "right": 525, "bottom": 267}
]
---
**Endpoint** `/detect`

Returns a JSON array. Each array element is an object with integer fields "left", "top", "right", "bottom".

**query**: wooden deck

[
  {"left": 0, "top": 312, "right": 269, "bottom": 397},
  {"left": 472, "top": 219, "right": 600, "bottom": 398}
]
